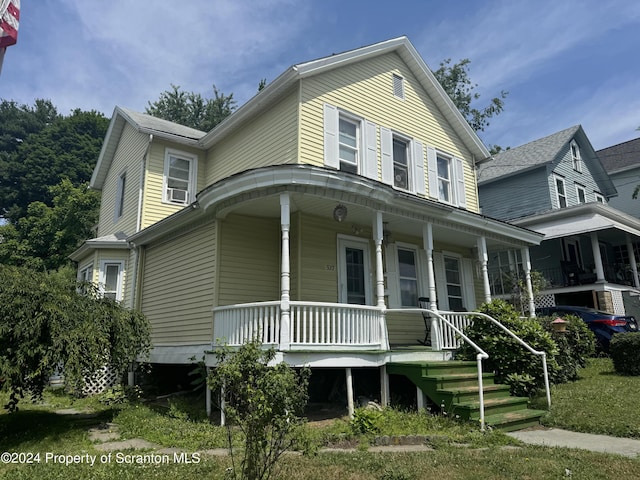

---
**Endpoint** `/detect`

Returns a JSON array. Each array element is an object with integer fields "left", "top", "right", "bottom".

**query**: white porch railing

[{"left": 213, "top": 301, "right": 385, "bottom": 350}]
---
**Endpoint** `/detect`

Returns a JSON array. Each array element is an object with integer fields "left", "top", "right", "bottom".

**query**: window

[
  {"left": 79, "top": 263, "right": 93, "bottom": 283},
  {"left": 595, "top": 193, "right": 605, "bottom": 203},
  {"left": 99, "top": 261, "right": 123, "bottom": 301},
  {"left": 393, "top": 137, "right": 410, "bottom": 189},
  {"left": 427, "top": 148, "right": 466, "bottom": 208},
  {"left": 555, "top": 176, "right": 567, "bottom": 208},
  {"left": 575, "top": 184, "right": 586, "bottom": 203},
  {"left": 436, "top": 155, "right": 452, "bottom": 203},
  {"left": 338, "top": 116, "right": 359, "bottom": 174},
  {"left": 115, "top": 171, "right": 126, "bottom": 220},
  {"left": 392, "top": 74, "right": 405, "bottom": 100},
  {"left": 398, "top": 247, "right": 418, "bottom": 307},
  {"left": 570, "top": 140, "right": 582, "bottom": 172},
  {"left": 444, "top": 256, "right": 463, "bottom": 311},
  {"left": 163, "top": 149, "right": 196, "bottom": 205}
]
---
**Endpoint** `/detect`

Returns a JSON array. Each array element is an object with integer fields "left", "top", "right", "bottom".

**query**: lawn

[{"left": 1, "top": 357, "right": 639, "bottom": 479}]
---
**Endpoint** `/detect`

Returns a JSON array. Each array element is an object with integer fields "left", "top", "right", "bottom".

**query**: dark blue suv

[{"left": 536, "top": 305, "right": 638, "bottom": 352}]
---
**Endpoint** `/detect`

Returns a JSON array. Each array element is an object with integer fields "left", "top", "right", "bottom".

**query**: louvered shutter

[
  {"left": 454, "top": 157, "right": 467, "bottom": 208},
  {"left": 427, "top": 146, "right": 438, "bottom": 199},
  {"left": 380, "top": 127, "right": 393, "bottom": 185},
  {"left": 384, "top": 244, "right": 399, "bottom": 308},
  {"left": 323, "top": 103, "right": 339, "bottom": 169},
  {"left": 364, "top": 120, "right": 378, "bottom": 180},
  {"left": 412, "top": 140, "right": 425, "bottom": 195}
]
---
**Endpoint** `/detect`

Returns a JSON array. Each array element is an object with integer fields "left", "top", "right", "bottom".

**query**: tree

[
  {"left": 209, "top": 341, "right": 310, "bottom": 480},
  {"left": 433, "top": 58, "right": 508, "bottom": 134},
  {"left": 146, "top": 84, "right": 236, "bottom": 132},
  {"left": 0, "top": 265, "right": 151, "bottom": 411},
  {"left": 0, "top": 105, "right": 108, "bottom": 221},
  {"left": 0, "top": 179, "right": 100, "bottom": 270}
]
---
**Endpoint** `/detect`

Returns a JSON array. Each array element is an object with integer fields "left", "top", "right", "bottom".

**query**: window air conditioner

[{"left": 168, "top": 188, "right": 187, "bottom": 203}]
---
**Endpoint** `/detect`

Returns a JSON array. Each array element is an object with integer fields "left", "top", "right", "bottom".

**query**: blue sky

[{"left": 1, "top": 0, "right": 639, "bottom": 151}]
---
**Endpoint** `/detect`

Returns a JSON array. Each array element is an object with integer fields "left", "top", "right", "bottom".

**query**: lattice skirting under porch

[
  {"left": 534, "top": 294, "right": 555, "bottom": 309},
  {"left": 82, "top": 365, "right": 123, "bottom": 396}
]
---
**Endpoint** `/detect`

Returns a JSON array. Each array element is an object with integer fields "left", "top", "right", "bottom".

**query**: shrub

[
  {"left": 350, "top": 407, "right": 382, "bottom": 435},
  {"left": 536, "top": 314, "right": 596, "bottom": 383},
  {"left": 456, "top": 299, "right": 559, "bottom": 396},
  {"left": 610, "top": 332, "right": 640, "bottom": 376}
]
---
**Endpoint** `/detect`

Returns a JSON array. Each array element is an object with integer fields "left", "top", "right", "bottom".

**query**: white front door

[{"left": 338, "top": 237, "right": 372, "bottom": 305}]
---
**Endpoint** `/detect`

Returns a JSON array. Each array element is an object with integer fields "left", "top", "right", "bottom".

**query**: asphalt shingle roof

[
  {"left": 596, "top": 137, "right": 640, "bottom": 173},
  {"left": 118, "top": 107, "right": 206, "bottom": 141}
]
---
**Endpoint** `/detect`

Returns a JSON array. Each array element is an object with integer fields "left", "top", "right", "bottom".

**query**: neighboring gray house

[
  {"left": 597, "top": 137, "right": 640, "bottom": 219},
  {"left": 477, "top": 126, "right": 640, "bottom": 317}
]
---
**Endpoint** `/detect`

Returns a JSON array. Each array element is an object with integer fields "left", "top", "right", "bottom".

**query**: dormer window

[
  {"left": 570, "top": 140, "right": 582, "bottom": 172},
  {"left": 163, "top": 149, "right": 197, "bottom": 205}
]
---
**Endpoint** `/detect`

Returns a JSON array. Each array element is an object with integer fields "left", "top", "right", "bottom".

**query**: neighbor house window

[
  {"left": 575, "top": 184, "right": 586, "bottom": 203},
  {"left": 595, "top": 193, "right": 605, "bottom": 203},
  {"left": 393, "top": 74, "right": 405, "bottom": 100},
  {"left": 163, "top": 149, "right": 197, "bottom": 205},
  {"left": 99, "top": 261, "right": 123, "bottom": 301},
  {"left": 444, "top": 256, "right": 463, "bottom": 311},
  {"left": 437, "top": 154, "right": 452, "bottom": 203},
  {"left": 115, "top": 170, "right": 126, "bottom": 220},
  {"left": 393, "top": 136, "right": 410, "bottom": 189},
  {"left": 398, "top": 247, "right": 419, "bottom": 307},
  {"left": 570, "top": 140, "right": 582, "bottom": 172},
  {"left": 338, "top": 116, "right": 360, "bottom": 174},
  {"left": 555, "top": 176, "right": 567, "bottom": 208}
]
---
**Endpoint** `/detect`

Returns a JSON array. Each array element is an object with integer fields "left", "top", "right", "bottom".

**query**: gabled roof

[
  {"left": 597, "top": 137, "right": 640, "bottom": 174},
  {"left": 199, "top": 36, "right": 491, "bottom": 161},
  {"left": 69, "top": 231, "right": 129, "bottom": 261},
  {"left": 477, "top": 125, "right": 616, "bottom": 196},
  {"left": 90, "top": 106, "right": 206, "bottom": 190}
]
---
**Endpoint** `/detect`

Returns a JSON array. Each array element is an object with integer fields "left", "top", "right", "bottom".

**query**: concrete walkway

[{"left": 508, "top": 428, "right": 640, "bottom": 458}]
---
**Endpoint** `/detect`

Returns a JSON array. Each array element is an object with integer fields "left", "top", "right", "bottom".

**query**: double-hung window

[
  {"left": 427, "top": 148, "right": 466, "bottom": 208},
  {"left": 436, "top": 154, "right": 452, "bottom": 203},
  {"left": 114, "top": 171, "right": 126, "bottom": 221},
  {"left": 570, "top": 141, "right": 582, "bottom": 172},
  {"left": 444, "top": 256, "right": 463, "bottom": 311},
  {"left": 99, "top": 261, "right": 123, "bottom": 302},
  {"left": 393, "top": 137, "right": 410, "bottom": 190},
  {"left": 164, "top": 149, "right": 196, "bottom": 205},
  {"left": 338, "top": 116, "right": 359, "bottom": 174},
  {"left": 595, "top": 193, "right": 605, "bottom": 203},
  {"left": 397, "top": 247, "right": 419, "bottom": 307},
  {"left": 555, "top": 176, "right": 567, "bottom": 208},
  {"left": 575, "top": 184, "right": 586, "bottom": 203}
]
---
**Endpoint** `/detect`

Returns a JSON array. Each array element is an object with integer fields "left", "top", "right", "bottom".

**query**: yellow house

[{"left": 72, "top": 37, "right": 545, "bottom": 426}]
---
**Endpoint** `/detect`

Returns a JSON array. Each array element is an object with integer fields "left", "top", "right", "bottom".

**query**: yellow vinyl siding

[
  {"left": 141, "top": 220, "right": 216, "bottom": 345},
  {"left": 299, "top": 52, "right": 479, "bottom": 212},
  {"left": 386, "top": 311, "right": 426, "bottom": 345},
  {"left": 141, "top": 139, "right": 205, "bottom": 229},
  {"left": 205, "top": 87, "right": 299, "bottom": 186},
  {"left": 217, "top": 214, "right": 280, "bottom": 306},
  {"left": 97, "top": 123, "right": 147, "bottom": 236}
]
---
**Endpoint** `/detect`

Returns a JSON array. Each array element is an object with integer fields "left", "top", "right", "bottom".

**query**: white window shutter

[
  {"left": 462, "top": 258, "right": 476, "bottom": 311},
  {"left": 412, "top": 140, "right": 425, "bottom": 195},
  {"left": 323, "top": 103, "right": 339, "bottom": 169},
  {"left": 384, "top": 244, "right": 400, "bottom": 308},
  {"left": 454, "top": 157, "right": 467, "bottom": 209},
  {"left": 417, "top": 248, "right": 430, "bottom": 298},
  {"left": 380, "top": 127, "right": 393, "bottom": 185},
  {"left": 432, "top": 251, "right": 448, "bottom": 310},
  {"left": 427, "top": 146, "right": 438, "bottom": 199},
  {"left": 364, "top": 120, "right": 378, "bottom": 180}
]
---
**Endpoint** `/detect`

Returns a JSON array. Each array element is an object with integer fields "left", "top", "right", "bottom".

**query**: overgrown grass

[{"left": 532, "top": 357, "right": 640, "bottom": 438}]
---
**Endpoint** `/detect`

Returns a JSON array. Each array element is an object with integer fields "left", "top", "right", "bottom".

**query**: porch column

[
  {"left": 423, "top": 224, "right": 441, "bottom": 350},
  {"left": 380, "top": 365, "right": 390, "bottom": 407},
  {"left": 590, "top": 232, "right": 605, "bottom": 282},
  {"left": 373, "top": 212, "right": 386, "bottom": 309},
  {"left": 346, "top": 368, "right": 355, "bottom": 418},
  {"left": 521, "top": 247, "right": 536, "bottom": 317},
  {"left": 477, "top": 236, "right": 491, "bottom": 304},
  {"left": 626, "top": 234, "right": 640, "bottom": 288},
  {"left": 280, "top": 193, "right": 291, "bottom": 350}
]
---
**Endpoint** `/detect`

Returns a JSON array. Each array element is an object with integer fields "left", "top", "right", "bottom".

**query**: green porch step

[{"left": 387, "top": 360, "right": 545, "bottom": 431}]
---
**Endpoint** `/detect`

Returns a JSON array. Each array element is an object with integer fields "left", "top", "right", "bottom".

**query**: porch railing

[{"left": 212, "top": 301, "right": 384, "bottom": 350}]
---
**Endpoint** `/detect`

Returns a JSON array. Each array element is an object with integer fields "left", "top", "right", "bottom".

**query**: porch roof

[{"left": 69, "top": 231, "right": 129, "bottom": 261}]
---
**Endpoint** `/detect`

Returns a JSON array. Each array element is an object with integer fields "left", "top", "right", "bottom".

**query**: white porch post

[
  {"left": 416, "top": 386, "right": 426, "bottom": 410},
  {"left": 373, "top": 212, "right": 389, "bottom": 350},
  {"left": 280, "top": 193, "right": 291, "bottom": 350},
  {"left": 626, "top": 234, "right": 640, "bottom": 288},
  {"left": 477, "top": 236, "right": 491, "bottom": 304},
  {"left": 522, "top": 247, "right": 536, "bottom": 317},
  {"left": 346, "top": 368, "right": 355, "bottom": 418},
  {"left": 590, "top": 231, "right": 606, "bottom": 282},
  {"left": 380, "top": 365, "right": 390, "bottom": 407},
  {"left": 423, "top": 223, "right": 440, "bottom": 350},
  {"left": 206, "top": 380, "right": 212, "bottom": 417}
]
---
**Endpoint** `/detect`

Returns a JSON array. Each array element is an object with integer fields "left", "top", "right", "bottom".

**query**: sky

[{"left": 1, "top": 0, "right": 639, "bottom": 151}]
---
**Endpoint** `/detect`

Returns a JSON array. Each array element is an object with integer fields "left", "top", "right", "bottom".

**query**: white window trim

[
  {"left": 392, "top": 133, "right": 412, "bottom": 192},
  {"left": 427, "top": 148, "right": 466, "bottom": 208},
  {"left": 575, "top": 183, "right": 586, "bottom": 204},
  {"left": 381, "top": 128, "right": 425, "bottom": 195},
  {"left": 78, "top": 263, "right": 93, "bottom": 283},
  {"left": 99, "top": 260, "right": 124, "bottom": 302},
  {"left": 338, "top": 112, "right": 361, "bottom": 174},
  {"left": 570, "top": 140, "right": 582, "bottom": 172},
  {"left": 114, "top": 169, "right": 126, "bottom": 222},
  {"left": 395, "top": 243, "right": 423, "bottom": 308},
  {"left": 337, "top": 235, "right": 373, "bottom": 305},
  {"left": 554, "top": 175, "right": 567, "bottom": 208},
  {"left": 163, "top": 148, "right": 197, "bottom": 205},
  {"left": 594, "top": 192, "right": 605, "bottom": 203}
]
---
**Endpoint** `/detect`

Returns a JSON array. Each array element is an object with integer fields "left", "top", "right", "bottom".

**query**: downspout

[{"left": 136, "top": 134, "right": 153, "bottom": 232}]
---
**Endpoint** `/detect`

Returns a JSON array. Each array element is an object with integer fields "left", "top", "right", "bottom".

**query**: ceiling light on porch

[{"left": 333, "top": 204, "right": 348, "bottom": 222}]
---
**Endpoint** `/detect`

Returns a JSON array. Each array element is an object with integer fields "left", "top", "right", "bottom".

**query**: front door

[{"left": 338, "top": 237, "right": 372, "bottom": 305}]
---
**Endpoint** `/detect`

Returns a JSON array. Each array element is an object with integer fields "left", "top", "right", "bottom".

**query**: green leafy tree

[
  {"left": 146, "top": 84, "right": 236, "bottom": 132},
  {"left": 1, "top": 106, "right": 108, "bottom": 221},
  {"left": 0, "top": 179, "right": 100, "bottom": 270},
  {"left": 0, "top": 264, "right": 151, "bottom": 411},
  {"left": 209, "top": 341, "right": 310, "bottom": 480},
  {"left": 433, "top": 58, "right": 508, "bottom": 134}
]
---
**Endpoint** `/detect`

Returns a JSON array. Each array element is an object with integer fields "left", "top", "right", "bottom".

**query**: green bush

[
  {"left": 610, "top": 332, "right": 640, "bottom": 376},
  {"left": 536, "top": 314, "right": 595, "bottom": 383},
  {"left": 456, "top": 299, "right": 559, "bottom": 396}
]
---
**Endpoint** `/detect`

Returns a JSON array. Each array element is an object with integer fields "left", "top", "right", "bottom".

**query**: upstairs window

[
  {"left": 555, "top": 176, "right": 567, "bottom": 208},
  {"left": 163, "top": 149, "right": 197, "bottom": 205},
  {"left": 570, "top": 140, "right": 582, "bottom": 172},
  {"left": 436, "top": 155, "right": 452, "bottom": 203},
  {"left": 427, "top": 147, "right": 466, "bottom": 209},
  {"left": 114, "top": 170, "right": 126, "bottom": 221},
  {"left": 338, "top": 116, "right": 359, "bottom": 174},
  {"left": 575, "top": 184, "right": 586, "bottom": 203},
  {"left": 595, "top": 192, "right": 605, "bottom": 203},
  {"left": 393, "top": 137, "right": 410, "bottom": 190}
]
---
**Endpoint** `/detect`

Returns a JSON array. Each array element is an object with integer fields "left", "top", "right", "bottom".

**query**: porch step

[{"left": 386, "top": 361, "right": 545, "bottom": 431}]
